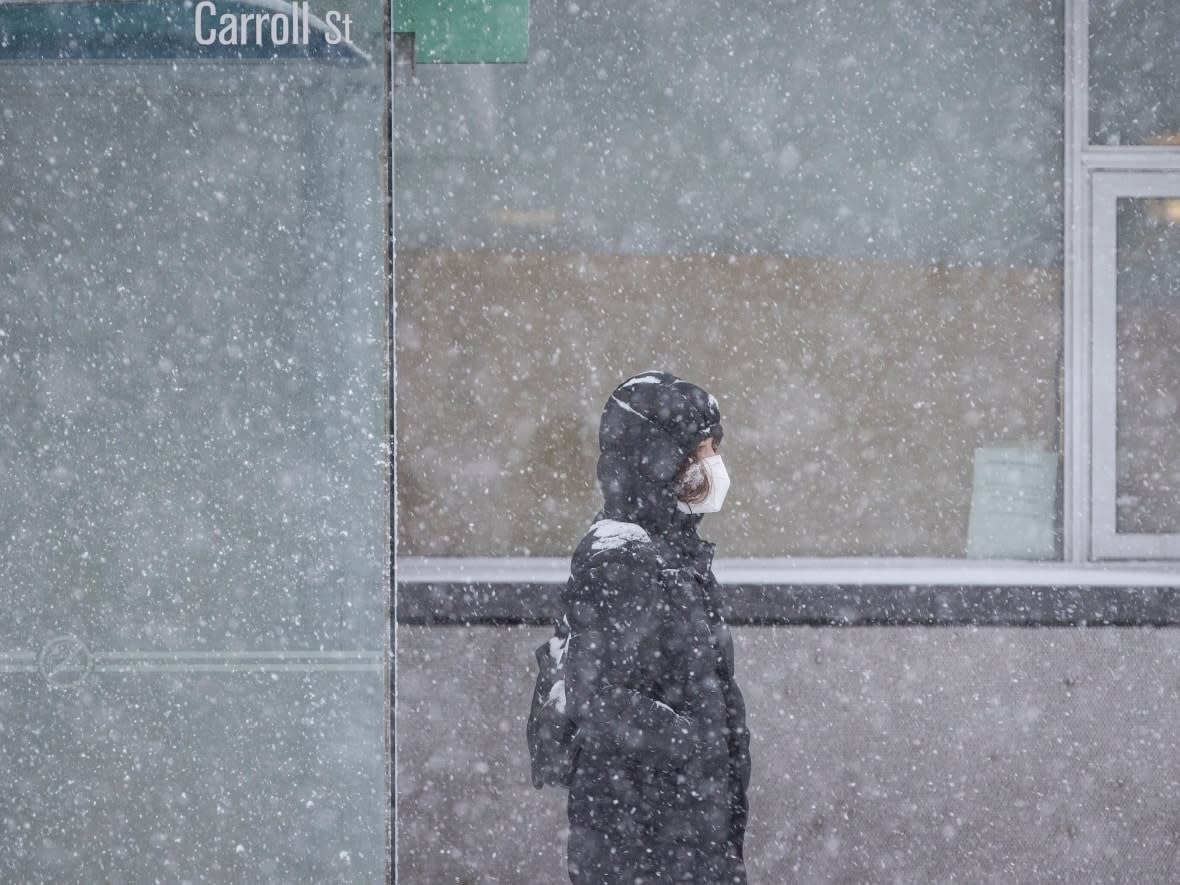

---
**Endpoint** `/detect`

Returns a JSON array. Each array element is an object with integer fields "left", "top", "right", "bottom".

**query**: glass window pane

[
  {"left": 1115, "top": 197, "right": 1180, "bottom": 534},
  {"left": 0, "top": 3, "right": 388, "bottom": 879},
  {"left": 396, "top": 0, "right": 1064, "bottom": 560},
  {"left": 1090, "top": 0, "right": 1180, "bottom": 145}
]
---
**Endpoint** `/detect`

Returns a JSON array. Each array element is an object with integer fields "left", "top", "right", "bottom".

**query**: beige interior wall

[
  {"left": 396, "top": 250, "right": 1062, "bottom": 557},
  {"left": 397, "top": 624, "right": 1180, "bottom": 884}
]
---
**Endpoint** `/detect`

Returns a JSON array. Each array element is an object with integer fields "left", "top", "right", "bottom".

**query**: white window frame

[
  {"left": 1088, "top": 172, "right": 1180, "bottom": 558},
  {"left": 1066, "top": 0, "right": 1180, "bottom": 562}
]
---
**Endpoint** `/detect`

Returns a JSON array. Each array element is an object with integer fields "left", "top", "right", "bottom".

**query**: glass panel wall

[
  {"left": 0, "top": 2, "right": 388, "bottom": 879},
  {"left": 396, "top": 0, "right": 1065, "bottom": 559},
  {"left": 1115, "top": 197, "right": 1180, "bottom": 534}
]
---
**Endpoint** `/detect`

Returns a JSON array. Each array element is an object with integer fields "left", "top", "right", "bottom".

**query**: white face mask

[{"left": 676, "top": 454, "right": 731, "bottom": 514}]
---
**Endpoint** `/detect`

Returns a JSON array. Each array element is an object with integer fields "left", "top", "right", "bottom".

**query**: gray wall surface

[
  {"left": 397, "top": 624, "right": 1180, "bottom": 884},
  {"left": 396, "top": 0, "right": 1065, "bottom": 265}
]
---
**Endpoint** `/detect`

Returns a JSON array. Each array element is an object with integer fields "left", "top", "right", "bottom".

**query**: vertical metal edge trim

[
  {"left": 1089, "top": 174, "right": 1118, "bottom": 557},
  {"left": 1064, "top": 0, "right": 1091, "bottom": 562},
  {"left": 383, "top": 0, "right": 396, "bottom": 880}
]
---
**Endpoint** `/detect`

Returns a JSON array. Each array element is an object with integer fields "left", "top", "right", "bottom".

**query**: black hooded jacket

[{"left": 562, "top": 371, "right": 751, "bottom": 885}]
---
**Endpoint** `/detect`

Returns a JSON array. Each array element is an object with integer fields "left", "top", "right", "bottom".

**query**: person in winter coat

[{"left": 562, "top": 370, "right": 751, "bottom": 885}]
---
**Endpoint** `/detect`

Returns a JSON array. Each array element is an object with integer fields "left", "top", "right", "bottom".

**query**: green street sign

[{"left": 394, "top": 0, "right": 528, "bottom": 63}]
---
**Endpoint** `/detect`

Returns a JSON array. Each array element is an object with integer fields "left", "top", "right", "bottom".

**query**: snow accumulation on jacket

[{"left": 562, "top": 370, "right": 751, "bottom": 885}]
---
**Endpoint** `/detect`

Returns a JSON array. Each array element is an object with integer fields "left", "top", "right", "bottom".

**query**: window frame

[
  {"left": 1086, "top": 171, "right": 1180, "bottom": 558},
  {"left": 1066, "top": 0, "right": 1180, "bottom": 563}
]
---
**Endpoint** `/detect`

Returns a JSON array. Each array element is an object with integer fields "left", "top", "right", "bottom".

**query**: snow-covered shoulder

[
  {"left": 569, "top": 518, "right": 660, "bottom": 580},
  {"left": 587, "top": 518, "right": 650, "bottom": 553},
  {"left": 566, "top": 518, "right": 664, "bottom": 608}
]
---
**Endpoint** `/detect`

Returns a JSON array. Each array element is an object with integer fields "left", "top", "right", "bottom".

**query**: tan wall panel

[{"left": 396, "top": 250, "right": 1061, "bottom": 557}]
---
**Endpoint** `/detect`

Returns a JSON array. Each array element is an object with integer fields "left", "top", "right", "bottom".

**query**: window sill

[
  {"left": 396, "top": 556, "right": 1180, "bottom": 588},
  {"left": 395, "top": 555, "right": 1180, "bottom": 626}
]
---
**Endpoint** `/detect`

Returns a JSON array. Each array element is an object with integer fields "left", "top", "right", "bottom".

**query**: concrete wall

[{"left": 397, "top": 624, "right": 1180, "bottom": 884}]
